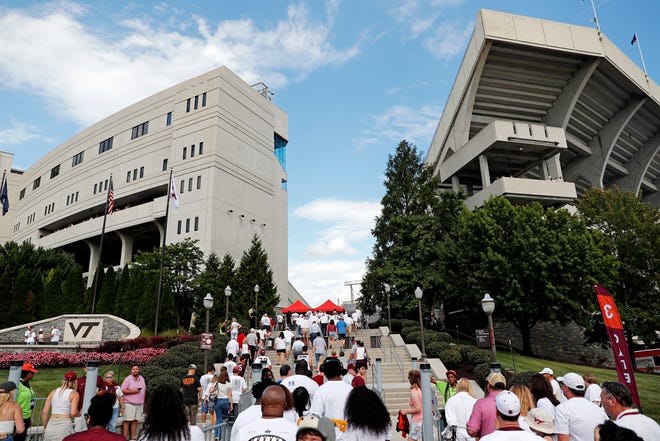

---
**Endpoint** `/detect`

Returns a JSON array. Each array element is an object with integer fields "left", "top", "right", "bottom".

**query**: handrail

[{"left": 388, "top": 338, "right": 405, "bottom": 382}]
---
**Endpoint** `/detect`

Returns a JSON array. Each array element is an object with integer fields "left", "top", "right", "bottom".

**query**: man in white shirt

[
  {"left": 292, "top": 336, "right": 305, "bottom": 363},
  {"left": 199, "top": 366, "right": 214, "bottom": 424},
  {"left": 255, "top": 349, "right": 272, "bottom": 369},
  {"left": 481, "top": 391, "right": 540, "bottom": 441},
  {"left": 230, "top": 380, "right": 276, "bottom": 441},
  {"left": 540, "top": 367, "right": 564, "bottom": 403},
  {"left": 226, "top": 336, "right": 239, "bottom": 359},
  {"left": 229, "top": 366, "right": 248, "bottom": 415},
  {"left": 600, "top": 381, "right": 660, "bottom": 441},
  {"left": 555, "top": 372, "right": 607, "bottom": 441},
  {"left": 50, "top": 326, "right": 61, "bottom": 343},
  {"left": 310, "top": 358, "right": 352, "bottom": 440},
  {"left": 282, "top": 359, "right": 318, "bottom": 399},
  {"left": 236, "top": 385, "right": 298, "bottom": 441},
  {"left": 283, "top": 327, "right": 295, "bottom": 358}
]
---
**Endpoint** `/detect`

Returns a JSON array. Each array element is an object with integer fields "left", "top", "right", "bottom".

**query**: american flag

[
  {"left": 170, "top": 174, "right": 180, "bottom": 208},
  {"left": 107, "top": 176, "right": 114, "bottom": 214}
]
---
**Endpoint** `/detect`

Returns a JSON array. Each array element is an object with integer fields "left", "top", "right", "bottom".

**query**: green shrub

[
  {"left": 466, "top": 349, "right": 492, "bottom": 365},
  {"left": 406, "top": 331, "right": 421, "bottom": 344},
  {"left": 390, "top": 319, "right": 403, "bottom": 333},
  {"left": 456, "top": 344, "right": 474, "bottom": 362},
  {"left": 436, "top": 332, "right": 452, "bottom": 343},
  {"left": 402, "top": 320, "right": 418, "bottom": 328},
  {"left": 509, "top": 371, "right": 535, "bottom": 387},
  {"left": 401, "top": 326, "right": 419, "bottom": 340},
  {"left": 439, "top": 348, "right": 462, "bottom": 369},
  {"left": 473, "top": 363, "right": 491, "bottom": 388},
  {"left": 426, "top": 341, "right": 452, "bottom": 358},
  {"left": 140, "top": 364, "right": 179, "bottom": 393},
  {"left": 150, "top": 353, "right": 188, "bottom": 372}
]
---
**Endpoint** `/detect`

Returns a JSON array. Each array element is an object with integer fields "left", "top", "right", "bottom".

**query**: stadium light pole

[
  {"left": 384, "top": 283, "right": 392, "bottom": 333},
  {"left": 224, "top": 286, "right": 232, "bottom": 323}
]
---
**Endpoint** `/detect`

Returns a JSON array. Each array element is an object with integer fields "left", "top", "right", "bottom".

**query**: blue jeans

[
  {"left": 106, "top": 407, "right": 119, "bottom": 433},
  {"left": 214, "top": 398, "right": 230, "bottom": 438}
]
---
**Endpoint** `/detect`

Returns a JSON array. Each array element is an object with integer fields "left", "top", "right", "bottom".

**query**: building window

[
  {"left": 185, "top": 218, "right": 190, "bottom": 233},
  {"left": 104, "top": 180, "right": 108, "bottom": 191},
  {"left": 177, "top": 220, "right": 182, "bottom": 234},
  {"left": 162, "top": 158, "right": 168, "bottom": 171},
  {"left": 183, "top": 147, "right": 187, "bottom": 160},
  {"left": 33, "top": 177, "right": 41, "bottom": 190},
  {"left": 191, "top": 144, "right": 195, "bottom": 158},
  {"left": 188, "top": 177, "right": 193, "bottom": 192},
  {"left": 199, "top": 142, "right": 204, "bottom": 154},
  {"left": 133, "top": 169, "right": 137, "bottom": 181},
  {"left": 94, "top": 183, "right": 98, "bottom": 194},
  {"left": 75, "top": 191, "right": 79, "bottom": 202},
  {"left": 50, "top": 164, "right": 60, "bottom": 179},
  {"left": 194, "top": 95, "right": 199, "bottom": 110},
  {"left": 98, "top": 137, "right": 113, "bottom": 154},
  {"left": 180, "top": 180, "right": 185, "bottom": 194},
  {"left": 131, "top": 121, "right": 149, "bottom": 139},
  {"left": 126, "top": 171, "right": 131, "bottom": 183},
  {"left": 19, "top": 188, "right": 25, "bottom": 200},
  {"left": 67, "top": 195, "right": 70, "bottom": 205},
  {"left": 166, "top": 112, "right": 172, "bottom": 126},
  {"left": 186, "top": 98, "right": 191, "bottom": 113},
  {"left": 202, "top": 92, "right": 207, "bottom": 107},
  {"left": 139, "top": 166, "right": 144, "bottom": 178},
  {"left": 72, "top": 151, "right": 84, "bottom": 166},
  {"left": 194, "top": 216, "right": 199, "bottom": 231},
  {"left": 196, "top": 175, "right": 201, "bottom": 190}
]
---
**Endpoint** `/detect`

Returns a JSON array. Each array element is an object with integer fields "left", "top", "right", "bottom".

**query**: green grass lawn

[{"left": 496, "top": 351, "right": 660, "bottom": 421}]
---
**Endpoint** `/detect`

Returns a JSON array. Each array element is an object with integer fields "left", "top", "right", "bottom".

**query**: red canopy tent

[
  {"left": 282, "top": 300, "right": 310, "bottom": 313},
  {"left": 313, "top": 299, "right": 345, "bottom": 313}
]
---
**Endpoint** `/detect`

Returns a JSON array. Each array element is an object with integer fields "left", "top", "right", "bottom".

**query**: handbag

[
  {"left": 396, "top": 411, "right": 410, "bottom": 438},
  {"left": 208, "top": 383, "right": 218, "bottom": 402}
]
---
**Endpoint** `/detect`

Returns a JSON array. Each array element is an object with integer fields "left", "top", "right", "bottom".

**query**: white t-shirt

[
  {"left": 199, "top": 373, "right": 213, "bottom": 394},
  {"left": 226, "top": 339, "right": 239, "bottom": 357},
  {"left": 550, "top": 379, "right": 564, "bottom": 403},
  {"left": 283, "top": 330, "right": 294, "bottom": 344},
  {"left": 255, "top": 355, "right": 272, "bottom": 368},
  {"left": 235, "top": 417, "right": 298, "bottom": 441},
  {"left": 481, "top": 428, "right": 540, "bottom": 441},
  {"left": 229, "top": 374, "right": 247, "bottom": 404},
  {"left": 343, "top": 426, "right": 391, "bottom": 441},
  {"left": 445, "top": 391, "right": 477, "bottom": 440},
  {"left": 282, "top": 374, "right": 319, "bottom": 399},
  {"left": 309, "top": 380, "right": 352, "bottom": 421},
  {"left": 138, "top": 425, "right": 203, "bottom": 441},
  {"left": 615, "top": 409, "right": 660, "bottom": 441},
  {"left": 231, "top": 404, "right": 261, "bottom": 441},
  {"left": 275, "top": 337, "right": 287, "bottom": 350},
  {"left": 555, "top": 397, "right": 607, "bottom": 441},
  {"left": 584, "top": 383, "right": 602, "bottom": 404},
  {"left": 536, "top": 397, "right": 556, "bottom": 419},
  {"left": 50, "top": 328, "right": 61, "bottom": 342}
]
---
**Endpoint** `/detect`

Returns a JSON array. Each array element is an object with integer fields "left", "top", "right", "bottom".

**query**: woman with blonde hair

[
  {"left": 42, "top": 371, "right": 79, "bottom": 441},
  {"left": 0, "top": 381, "right": 24, "bottom": 441},
  {"left": 400, "top": 370, "right": 423, "bottom": 441},
  {"left": 445, "top": 378, "right": 477, "bottom": 441},
  {"left": 510, "top": 383, "right": 535, "bottom": 430}
]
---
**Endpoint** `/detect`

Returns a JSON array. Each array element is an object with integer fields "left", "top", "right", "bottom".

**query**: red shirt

[
  {"left": 312, "top": 374, "right": 324, "bottom": 386},
  {"left": 237, "top": 333, "right": 246, "bottom": 346},
  {"left": 64, "top": 427, "right": 126, "bottom": 441}
]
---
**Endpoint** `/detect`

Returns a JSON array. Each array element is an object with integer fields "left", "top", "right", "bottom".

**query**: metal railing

[{"left": 202, "top": 420, "right": 233, "bottom": 441}]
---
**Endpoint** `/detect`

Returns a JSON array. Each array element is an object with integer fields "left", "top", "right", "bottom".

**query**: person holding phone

[{"left": 121, "top": 365, "right": 146, "bottom": 440}]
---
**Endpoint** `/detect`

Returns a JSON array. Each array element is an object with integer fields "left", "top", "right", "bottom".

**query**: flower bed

[{"left": 0, "top": 347, "right": 167, "bottom": 368}]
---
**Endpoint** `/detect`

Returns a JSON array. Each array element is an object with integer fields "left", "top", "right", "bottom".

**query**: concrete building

[
  {"left": 426, "top": 9, "right": 660, "bottom": 210},
  {"left": 1, "top": 66, "right": 292, "bottom": 304}
]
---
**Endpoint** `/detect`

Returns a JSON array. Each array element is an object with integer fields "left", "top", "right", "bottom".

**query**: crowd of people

[{"left": 419, "top": 366, "right": 659, "bottom": 441}]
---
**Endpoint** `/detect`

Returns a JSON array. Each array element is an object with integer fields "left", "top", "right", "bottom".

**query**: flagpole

[
  {"left": 589, "top": 0, "right": 601, "bottom": 34},
  {"left": 154, "top": 168, "right": 173, "bottom": 336},
  {"left": 633, "top": 33, "right": 649, "bottom": 79},
  {"left": 0, "top": 170, "right": 7, "bottom": 216},
  {"left": 92, "top": 174, "right": 112, "bottom": 314}
]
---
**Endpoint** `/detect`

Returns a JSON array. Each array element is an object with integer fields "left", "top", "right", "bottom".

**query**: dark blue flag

[
  {"left": 631, "top": 33, "right": 637, "bottom": 45},
  {"left": 0, "top": 175, "right": 8, "bottom": 216}
]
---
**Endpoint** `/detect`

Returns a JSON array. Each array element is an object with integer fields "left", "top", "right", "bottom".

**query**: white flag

[{"left": 170, "top": 175, "right": 180, "bottom": 208}]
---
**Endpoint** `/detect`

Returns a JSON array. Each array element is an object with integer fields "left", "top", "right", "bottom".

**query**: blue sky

[{"left": 0, "top": 0, "right": 657, "bottom": 307}]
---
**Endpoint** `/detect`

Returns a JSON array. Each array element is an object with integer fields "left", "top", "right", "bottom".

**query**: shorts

[
  {"left": 262, "top": 325, "right": 271, "bottom": 331},
  {"left": 201, "top": 399, "right": 209, "bottom": 413},
  {"left": 276, "top": 349, "right": 286, "bottom": 353},
  {"left": 123, "top": 403, "right": 144, "bottom": 421},
  {"left": 302, "top": 328, "right": 310, "bottom": 337},
  {"left": 329, "top": 331, "right": 336, "bottom": 337},
  {"left": 409, "top": 421, "right": 422, "bottom": 440},
  {"left": 338, "top": 333, "right": 346, "bottom": 339}
]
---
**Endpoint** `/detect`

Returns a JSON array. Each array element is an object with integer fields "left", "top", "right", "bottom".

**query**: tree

[
  {"left": 233, "top": 235, "right": 279, "bottom": 322},
  {"left": 42, "top": 268, "right": 64, "bottom": 318},
  {"left": 96, "top": 266, "right": 118, "bottom": 314},
  {"left": 578, "top": 187, "right": 660, "bottom": 347},
  {"left": 194, "top": 253, "right": 236, "bottom": 332},
  {"left": 442, "top": 197, "right": 617, "bottom": 354},
  {"left": 132, "top": 238, "right": 204, "bottom": 328},
  {"left": 360, "top": 140, "right": 464, "bottom": 319}
]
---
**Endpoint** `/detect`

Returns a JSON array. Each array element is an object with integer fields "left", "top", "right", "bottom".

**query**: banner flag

[{"left": 593, "top": 284, "right": 642, "bottom": 410}]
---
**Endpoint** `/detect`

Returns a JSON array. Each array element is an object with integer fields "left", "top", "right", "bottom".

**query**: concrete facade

[
  {"left": 426, "top": 9, "right": 660, "bottom": 209},
  {"left": 1, "top": 67, "right": 292, "bottom": 305}
]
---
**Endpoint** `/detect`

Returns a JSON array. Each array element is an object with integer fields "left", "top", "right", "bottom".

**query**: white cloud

[
  {"left": 356, "top": 104, "right": 442, "bottom": 151},
  {"left": 423, "top": 20, "right": 473, "bottom": 60},
  {"left": 289, "top": 258, "right": 366, "bottom": 306},
  {"left": 0, "top": 2, "right": 360, "bottom": 126},
  {"left": 293, "top": 198, "right": 381, "bottom": 257},
  {"left": 0, "top": 120, "right": 40, "bottom": 146}
]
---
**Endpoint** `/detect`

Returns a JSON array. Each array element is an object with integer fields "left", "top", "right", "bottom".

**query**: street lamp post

[
  {"left": 384, "top": 283, "right": 392, "bottom": 333},
  {"left": 414, "top": 287, "right": 426, "bottom": 358},
  {"left": 203, "top": 293, "right": 214, "bottom": 372},
  {"left": 254, "top": 284, "right": 260, "bottom": 328},
  {"left": 224, "top": 286, "right": 232, "bottom": 323},
  {"left": 481, "top": 293, "right": 497, "bottom": 362}
]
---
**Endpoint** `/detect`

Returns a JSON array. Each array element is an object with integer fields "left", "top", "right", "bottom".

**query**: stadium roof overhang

[{"left": 426, "top": 9, "right": 660, "bottom": 209}]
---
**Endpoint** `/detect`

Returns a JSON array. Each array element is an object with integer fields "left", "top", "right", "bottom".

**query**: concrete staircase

[{"left": 262, "top": 327, "right": 438, "bottom": 415}]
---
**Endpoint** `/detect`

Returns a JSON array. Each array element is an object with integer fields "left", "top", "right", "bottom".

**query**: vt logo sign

[{"left": 64, "top": 318, "right": 104, "bottom": 343}]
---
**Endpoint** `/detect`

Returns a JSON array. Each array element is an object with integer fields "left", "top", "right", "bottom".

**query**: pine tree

[
  {"left": 234, "top": 235, "right": 279, "bottom": 322},
  {"left": 42, "top": 268, "right": 64, "bottom": 317},
  {"left": 96, "top": 266, "right": 117, "bottom": 314}
]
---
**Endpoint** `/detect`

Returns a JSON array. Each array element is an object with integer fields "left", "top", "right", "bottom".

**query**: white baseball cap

[
  {"left": 495, "top": 391, "right": 521, "bottom": 416},
  {"left": 539, "top": 367, "right": 553, "bottom": 375},
  {"left": 556, "top": 372, "right": 585, "bottom": 391}
]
